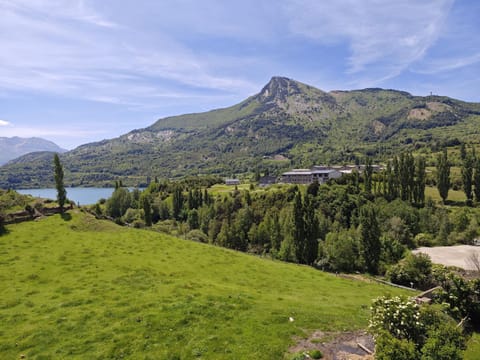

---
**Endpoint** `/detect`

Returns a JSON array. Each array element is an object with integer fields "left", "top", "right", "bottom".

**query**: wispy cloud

[
  {"left": 0, "top": 119, "right": 11, "bottom": 126},
  {"left": 0, "top": 125, "right": 107, "bottom": 139},
  {"left": 0, "top": 0, "right": 258, "bottom": 108},
  {"left": 413, "top": 52, "right": 480, "bottom": 74},
  {"left": 284, "top": 0, "right": 454, "bottom": 83}
]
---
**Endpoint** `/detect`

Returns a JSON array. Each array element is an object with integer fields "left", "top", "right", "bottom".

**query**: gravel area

[{"left": 412, "top": 245, "right": 480, "bottom": 270}]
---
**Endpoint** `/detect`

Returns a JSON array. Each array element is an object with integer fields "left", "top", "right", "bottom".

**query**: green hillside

[
  {"left": 2, "top": 76, "right": 480, "bottom": 188},
  {"left": 0, "top": 211, "right": 408, "bottom": 359}
]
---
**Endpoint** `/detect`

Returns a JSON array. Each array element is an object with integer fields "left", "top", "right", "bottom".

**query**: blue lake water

[{"left": 17, "top": 188, "right": 116, "bottom": 206}]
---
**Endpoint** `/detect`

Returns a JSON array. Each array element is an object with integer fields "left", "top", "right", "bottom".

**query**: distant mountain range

[
  {"left": 0, "top": 137, "right": 66, "bottom": 165},
  {"left": 1, "top": 76, "right": 480, "bottom": 188}
]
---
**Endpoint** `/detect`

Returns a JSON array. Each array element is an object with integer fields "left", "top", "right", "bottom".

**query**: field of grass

[
  {"left": 425, "top": 185, "right": 466, "bottom": 203},
  {"left": 465, "top": 333, "right": 480, "bottom": 360},
  {"left": 0, "top": 210, "right": 412, "bottom": 359}
]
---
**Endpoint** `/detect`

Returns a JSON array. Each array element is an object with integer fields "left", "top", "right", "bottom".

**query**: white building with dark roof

[{"left": 281, "top": 166, "right": 342, "bottom": 184}]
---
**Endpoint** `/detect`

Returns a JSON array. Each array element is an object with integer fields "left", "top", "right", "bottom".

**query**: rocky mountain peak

[{"left": 258, "top": 76, "right": 302, "bottom": 103}]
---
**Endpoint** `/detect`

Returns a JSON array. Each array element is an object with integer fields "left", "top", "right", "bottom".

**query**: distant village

[{"left": 226, "top": 164, "right": 383, "bottom": 186}]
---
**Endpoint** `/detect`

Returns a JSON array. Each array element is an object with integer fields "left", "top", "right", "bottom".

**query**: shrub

[
  {"left": 420, "top": 322, "right": 466, "bottom": 360},
  {"left": 375, "top": 331, "right": 419, "bottom": 360},
  {"left": 370, "top": 295, "right": 468, "bottom": 360},
  {"left": 369, "top": 296, "right": 424, "bottom": 343},
  {"left": 414, "top": 233, "right": 434, "bottom": 247},
  {"left": 387, "top": 253, "right": 433, "bottom": 290},
  {"left": 186, "top": 229, "right": 208, "bottom": 243},
  {"left": 309, "top": 349, "right": 323, "bottom": 359}
]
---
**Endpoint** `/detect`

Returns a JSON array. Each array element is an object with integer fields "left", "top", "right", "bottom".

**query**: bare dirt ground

[
  {"left": 289, "top": 330, "right": 374, "bottom": 360},
  {"left": 412, "top": 245, "right": 480, "bottom": 270}
]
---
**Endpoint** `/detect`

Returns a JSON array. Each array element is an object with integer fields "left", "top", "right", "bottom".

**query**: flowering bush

[
  {"left": 369, "top": 296, "right": 466, "bottom": 360},
  {"left": 369, "top": 296, "right": 423, "bottom": 343}
]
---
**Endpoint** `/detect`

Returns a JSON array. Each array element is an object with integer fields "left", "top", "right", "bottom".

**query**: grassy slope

[
  {"left": 0, "top": 211, "right": 409, "bottom": 359},
  {"left": 465, "top": 333, "right": 480, "bottom": 360}
]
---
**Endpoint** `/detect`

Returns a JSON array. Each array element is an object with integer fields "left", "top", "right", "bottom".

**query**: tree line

[{"left": 95, "top": 150, "right": 480, "bottom": 276}]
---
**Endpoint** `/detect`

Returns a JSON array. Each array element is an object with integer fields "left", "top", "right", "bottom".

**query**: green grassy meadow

[
  {"left": 425, "top": 185, "right": 467, "bottom": 203},
  {"left": 1, "top": 211, "right": 410, "bottom": 359},
  {"left": 465, "top": 333, "right": 480, "bottom": 360}
]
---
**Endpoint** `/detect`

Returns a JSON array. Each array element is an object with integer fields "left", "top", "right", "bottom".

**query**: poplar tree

[
  {"left": 293, "top": 192, "right": 305, "bottom": 263},
  {"left": 141, "top": 194, "right": 152, "bottom": 226},
  {"left": 462, "top": 152, "right": 474, "bottom": 205},
  {"left": 53, "top": 153, "right": 67, "bottom": 212},
  {"left": 436, "top": 148, "right": 450, "bottom": 204},
  {"left": 414, "top": 156, "right": 426, "bottom": 207},
  {"left": 364, "top": 157, "right": 373, "bottom": 194},
  {"left": 172, "top": 185, "right": 184, "bottom": 220},
  {"left": 392, "top": 156, "right": 400, "bottom": 199},
  {"left": 0, "top": 213, "right": 5, "bottom": 235},
  {"left": 474, "top": 158, "right": 480, "bottom": 203},
  {"left": 303, "top": 194, "right": 319, "bottom": 265},
  {"left": 360, "top": 204, "right": 381, "bottom": 274}
]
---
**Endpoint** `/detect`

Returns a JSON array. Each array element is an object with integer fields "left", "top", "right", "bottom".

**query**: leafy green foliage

[
  {"left": 370, "top": 296, "right": 467, "bottom": 360},
  {"left": 387, "top": 253, "right": 433, "bottom": 290}
]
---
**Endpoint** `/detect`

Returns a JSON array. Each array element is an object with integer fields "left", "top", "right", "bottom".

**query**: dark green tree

[
  {"left": 436, "top": 148, "right": 450, "bottom": 204},
  {"left": 172, "top": 185, "right": 184, "bottom": 220},
  {"left": 306, "top": 180, "right": 320, "bottom": 197},
  {"left": 53, "top": 153, "right": 67, "bottom": 211},
  {"left": 414, "top": 156, "right": 426, "bottom": 207},
  {"left": 359, "top": 204, "right": 381, "bottom": 274},
  {"left": 105, "top": 188, "right": 131, "bottom": 218},
  {"left": 461, "top": 152, "right": 474, "bottom": 205},
  {"left": 460, "top": 142, "right": 467, "bottom": 160},
  {"left": 0, "top": 213, "right": 5, "bottom": 235},
  {"left": 293, "top": 192, "right": 305, "bottom": 263},
  {"left": 303, "top": 194, "right": 319, "bottom": 265},
  {"left": 187, "top": 209, "right": 199, "bottom": 230},
  {"left": 364, "top": 157, "right": 373, "bottom": 194},
  {"left": 474, "top": 158, "right": 480, "bottom": 203},
  {"left": 392, "top": 156, "right": 400, "bottom": 199},
  {"left": 140, "top": 194, "right": 152, "bottom": 226}
]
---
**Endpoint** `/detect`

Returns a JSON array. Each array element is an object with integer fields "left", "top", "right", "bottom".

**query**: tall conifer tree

[
  {"left": 474, "top": 158, "right": 480, "bottom": 203},
  {"left": 414, "top": 156, "right": 426, "bottom": 207},
  {"left": 360, "top": 205, "right": 381, "bottom": 274},
  {"left": 436, "top": 148, "right": 450, "bottom": 204},
  {"left": 53, "top": 153, "right": 67, "bottom": 212},
  {"left": 293, "top": 192, "right": 305, "bottom": 263},
  {"left": 461, "top": 149, "right": 474, "bottom": 204},
  {"left": 364, "top": 157, "right": 373, "bottom": 194}
]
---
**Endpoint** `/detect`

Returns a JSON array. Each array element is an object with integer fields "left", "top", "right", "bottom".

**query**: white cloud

[
  {"left": 413, "top": 52, "right": 480, "bottom": 75},
  {"left": 0, "top": 125, "right": 106, "bottom": 139},
  {"left": 0, "top": 0, "right": 259, "bottom": 107},
  {"left": 284, "top": 0, "right": 454, "bottom": 82},
  {"left": 0, "top": 119, "right": 11, "bottom": 126}
]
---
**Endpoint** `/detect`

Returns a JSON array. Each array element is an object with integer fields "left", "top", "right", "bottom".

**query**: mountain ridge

[
  {"left": 0, "top": 136, "right": 67, "bottom": 166},
  {"left": 1, "top": 76, "right": 480, "bottom": 188}
]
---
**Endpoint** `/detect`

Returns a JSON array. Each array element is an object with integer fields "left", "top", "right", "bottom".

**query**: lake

[{"left": 17, "top": 187, "right": 117, "bottom": 205}]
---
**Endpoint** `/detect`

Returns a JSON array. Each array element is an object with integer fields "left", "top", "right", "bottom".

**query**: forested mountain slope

[{"left": 1, "top": 77, "right": 480, "bottom": 188}]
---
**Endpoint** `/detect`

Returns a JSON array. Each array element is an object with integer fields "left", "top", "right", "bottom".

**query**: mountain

[
  {"left": 1, "top": 76, "right": 480, "bottom": 188},
  {"left": 0, "top": 137, "right": 66, "bottom": 165}
]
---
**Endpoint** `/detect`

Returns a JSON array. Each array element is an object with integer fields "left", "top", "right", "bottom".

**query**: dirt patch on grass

[{"left": 289, "top": 330, "right": 374, "bottom": 360}]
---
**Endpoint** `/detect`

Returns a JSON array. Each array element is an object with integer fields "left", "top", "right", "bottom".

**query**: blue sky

[{"left": 0, "top": 0, "right": 479, "bottom": 149}]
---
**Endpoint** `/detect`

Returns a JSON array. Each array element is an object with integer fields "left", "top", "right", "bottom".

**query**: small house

[{"left": 225, "top": 178, "right": 240, "bottom": 186}]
